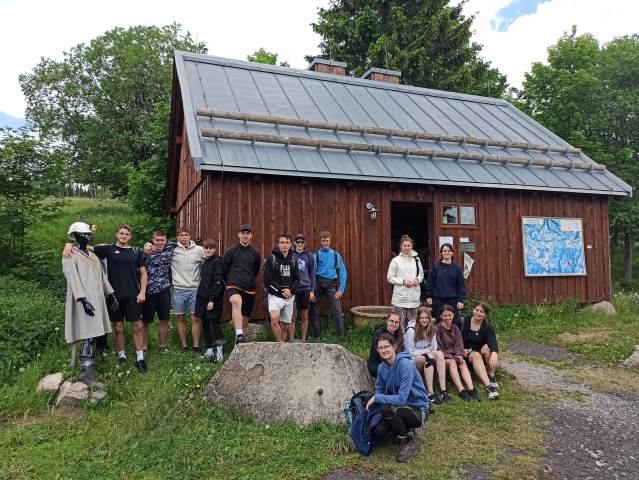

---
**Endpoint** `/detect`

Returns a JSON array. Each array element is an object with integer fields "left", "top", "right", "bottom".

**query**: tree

[
  {"left": 0, "top": 128, "right": 66, "bottom": 258},
  {"left": 516, "top": 30, "right": 639, "bottom": 283},
  {"left": 19, "top": 24, "right": 206, "bottom": 197},
  {"left": 247, "top": 48, "right": 290, "bottom": 67},
  {"left": 310, "top": 0, "right": 507, "bottom": 97}
]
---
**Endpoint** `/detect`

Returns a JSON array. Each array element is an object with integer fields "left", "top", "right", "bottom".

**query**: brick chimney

[
  {"left": 362, "top": 67, "right": 401, "bottom": 84},
  {"left": 307, "top": 58, "right": 347, "bottom": 76}
]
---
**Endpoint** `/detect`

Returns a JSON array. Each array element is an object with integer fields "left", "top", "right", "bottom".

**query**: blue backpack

[{"left": 348, "top": 391, "right": 375, "bottom": 456}]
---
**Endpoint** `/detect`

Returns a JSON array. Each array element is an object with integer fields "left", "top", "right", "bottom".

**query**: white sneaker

[
  {"left": 487, "top": 385, "right": 499, "bottom": 400},
  {"left": 203, "top": 348, "right": 214, "bottom": 360},
  {"left": 489, "top": 375, "right": 500, "bottom": 389},
  {"left": 215, "top": 347, "right": 224, "bottom": 362}
]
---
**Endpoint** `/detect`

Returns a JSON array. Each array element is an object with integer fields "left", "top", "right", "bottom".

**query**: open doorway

[{"left": 390, "top": 202, "right": 431, "bottom": 267}]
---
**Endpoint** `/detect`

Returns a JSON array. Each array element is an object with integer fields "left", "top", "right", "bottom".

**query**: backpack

[
  {"left": 315, "top": 249, "right": 340, "bottom": 284},
  {"left": 348, "top": 390, "right": 375, "bottom": 456}
]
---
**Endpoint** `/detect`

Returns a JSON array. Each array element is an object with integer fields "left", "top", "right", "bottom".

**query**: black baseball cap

[
  {"left": 294, "top": 233, "right": 306, "bottom": 241},
  {"left": 239, "top": 224, "right": 252, "bottom": 232}
]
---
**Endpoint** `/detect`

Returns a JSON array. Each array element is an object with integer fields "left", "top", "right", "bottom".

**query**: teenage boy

[
  {"left": 309, "top": 231, "right": 348, "bottom": 338},
  {"left": 291, "top": 234, "right": 316, "bottom": 342},
  {"left": 142, "top": 230, "right": 176, "bottom": 351},
  {"left": 264, "top": 234, "right": 300, "bottom": 342},
  {"left": 65, "top": 225, "right": 149, "bottom": 373},
  {"left": 171, "top": 228, "right": 204, "bottom": 352},
  {"left": 196, "top": 239, "right": 225, "bottom": 361},
  {"left": 223, "top": 224, "right": 261, "bottom": 344}
]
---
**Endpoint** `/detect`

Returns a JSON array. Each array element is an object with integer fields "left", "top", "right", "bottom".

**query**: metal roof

[{"left": 174, "top": 51, "right": 632, "bottom": 197}]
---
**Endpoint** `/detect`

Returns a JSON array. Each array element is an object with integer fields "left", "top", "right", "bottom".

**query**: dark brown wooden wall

[{"left": 170, "top": 157, "right": 612, "bottom": 315}]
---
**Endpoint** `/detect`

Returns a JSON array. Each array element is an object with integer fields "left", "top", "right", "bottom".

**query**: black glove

[
  {"left": 78, "top": 297, "right": 95, "bottom": 316},
  {"left": 106, "top": 293, "right": 119, "bottom": 312}
]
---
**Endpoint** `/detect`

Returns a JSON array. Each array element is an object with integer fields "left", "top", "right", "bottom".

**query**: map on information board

[{"left": 521, "top": 217, "right": 587, "bottom": 277}]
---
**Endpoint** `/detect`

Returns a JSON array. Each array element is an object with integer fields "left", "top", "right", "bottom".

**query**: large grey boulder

[
  {"left": 589, "top": 301, "right": 617, "bottom": 316},
  {"left": 623, "top": 345, "right": 639, "bottom": 367},
  {"left": 203, "top": 342, "right": 372, "bottom": 426}
]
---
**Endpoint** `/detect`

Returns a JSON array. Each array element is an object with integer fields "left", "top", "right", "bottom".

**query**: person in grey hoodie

[{"left": 291, "top": 233, "right": 316, "bottom": 341}]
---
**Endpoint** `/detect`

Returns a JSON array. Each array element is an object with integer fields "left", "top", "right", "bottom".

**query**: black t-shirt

[{"left": 94, "top": 244, "right": 147, "bottom": 298}]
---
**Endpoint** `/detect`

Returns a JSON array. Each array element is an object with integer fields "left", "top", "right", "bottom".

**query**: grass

[{"left": 1, "top": 197, "right": 638, "bottom": 479}]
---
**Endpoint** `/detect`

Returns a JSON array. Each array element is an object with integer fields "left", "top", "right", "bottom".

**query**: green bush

[{"left": 0, "top": 275, "right": 65, "bottom": 383}]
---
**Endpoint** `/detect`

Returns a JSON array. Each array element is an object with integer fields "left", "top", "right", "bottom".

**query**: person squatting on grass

[
  {"left": 223, "top": 224, "right": 261, "bottom": 345},
  {"left": 264, "top": 234, "right": 300, "bottom": 342},
  {"left": 367, "top": 308, "right": 404, "bottom": 378},
  {"left": 435, "top": 304, "right": 479, "bottom": 402},
  {"left": 291, "top": 233, "right": 316, "bottom": 342},
  {"left": 404, "top": 307, "right": 447, "bottom": 406},
  {"left": 366, "top": 332, "right": 429, "bottom": 463},
  {"left": 196, "top": 239, "right": 225, "bottom": 361},
  {"left": 387, "top": 235, "right": 424, "bottom": 331},
  {"left": 423, "top": 243, "right": 466, "bottom": 321},
  {"left": 456, "top": 302, "right": 500, "bottom": 399},
  {"left": 309, "top": 231, "right": 348, "bottom": 338}
]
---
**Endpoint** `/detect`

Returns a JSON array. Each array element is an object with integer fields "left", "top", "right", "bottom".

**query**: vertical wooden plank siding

[{"left": 170, "top": 156, "right": 612, "bottom": 314}]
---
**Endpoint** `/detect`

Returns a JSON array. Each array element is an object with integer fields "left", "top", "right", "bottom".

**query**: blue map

[{"left": 522, "top": 217, "right": 587, "bottom": 276}]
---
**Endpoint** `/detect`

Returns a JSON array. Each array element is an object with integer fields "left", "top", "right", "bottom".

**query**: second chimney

[
  {"left": 362, "top": 67, "right": 401, "bottom": 84},
  {"left": 307, "top": 58, "right": 347, "bottom": 76}
]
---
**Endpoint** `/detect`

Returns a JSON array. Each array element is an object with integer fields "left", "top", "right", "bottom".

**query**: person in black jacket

[
  {"left": 223, "top": 224, "right": 261, "bottom": 345},
  {"left": 366, "top": 308, "right": 404, "bottom": 377},
  {"left": 196, "top": 239, "right": 225, "bottom": 361},
  {"left": 264, "top": 234, "right": 300, "bottom": 342},
  {"left": 455, "top": 302, "right": 500, "bottom": 400},
  {"left": 424, "top": 243, "right": 466, "bottom": 321}
]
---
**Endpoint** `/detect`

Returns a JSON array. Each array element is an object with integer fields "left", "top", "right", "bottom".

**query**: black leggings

[
  {"left": 372, "top": 404, "right": 425, "bottom": 439},
  {"left": 202, "top": 304, "right": 224, "bottom": 349}
]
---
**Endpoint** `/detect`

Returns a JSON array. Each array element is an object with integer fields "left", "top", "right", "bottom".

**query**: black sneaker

[
  {"left": 235, "top": 334, "right": 246, "bottom": 345},
  {"left": 489, "top": 375, "right": 499, "bottom": 389},
  {"left": 430, "top": 392, "right": 444, "bottom": 405},
  {"left": 159, "top": 346, "right": 169, "bottom": 353},
  {"left": 441, "top": 390, "right": 452, "bottom": 403},
  {"left": 135, "top": 359, "right": 148, "bottom": 374},
  {"left": 192, "top": 346, "right": 202, "bottom": 354},
  {"left": 469, "top": 389, "right": 481, "bottom": 402},
  {"left": 181, "top": 346, "right": 189, "bottom": 353},
  {"left": 487, "top": 385, "right": 500, "bottom": 400},
  {"left": 118, "top": 356, "right": 127, "bottom": 365},
  {"left": 459, "top": 389, "right": 473, "bottom": 402}
]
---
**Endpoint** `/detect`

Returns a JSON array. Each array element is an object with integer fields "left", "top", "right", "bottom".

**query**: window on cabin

[
  {"left": 441, "top": 203, "right": 477, "bottom": 226},
  {"left": 442, "top": 205, "right": 458, "bottom": 224}
]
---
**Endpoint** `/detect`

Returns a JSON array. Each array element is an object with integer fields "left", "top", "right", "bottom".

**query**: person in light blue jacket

[
  {"left": 366, "top": 332, "right": 428, "bottom": 463},
  {"left": 309, "top": 231, "right": 347, "bottom": 338}
]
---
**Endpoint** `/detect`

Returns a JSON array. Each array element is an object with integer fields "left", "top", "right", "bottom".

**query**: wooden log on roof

[
  {"left": 196, "top": 107, "right": 583, "bottom": 156},
  {"left": 200, "top": 128, "right": 606, "bottom": 172}
]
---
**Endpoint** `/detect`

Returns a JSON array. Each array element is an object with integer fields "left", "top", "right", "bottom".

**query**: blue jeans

[{"left": 172, "top": 288, "right": 197, "bottom": 315}]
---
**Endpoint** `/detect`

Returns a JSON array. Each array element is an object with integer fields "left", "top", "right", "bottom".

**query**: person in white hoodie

[{"left": 387, "top": 235, "right": 424, "bottom": 331}]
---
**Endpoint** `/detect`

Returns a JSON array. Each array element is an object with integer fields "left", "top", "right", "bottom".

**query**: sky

[{"left": 1, "top": 0, "right": 638, "bottom": 120}]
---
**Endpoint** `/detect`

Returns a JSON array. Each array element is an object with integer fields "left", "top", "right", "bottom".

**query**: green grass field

[{"left": 1, "top": 198, "right": 638, "bottom": 479}]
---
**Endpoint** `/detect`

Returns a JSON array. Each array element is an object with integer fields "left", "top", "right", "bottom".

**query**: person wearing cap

[
  {"left": 222, "top": 224, "right": 261, "bottom": 344},
  {"left": 62, "top": 222, "right": 118, "bottom": 385},
  {"left": 291, "top": 233, "right": 316, "bottom": 342}
]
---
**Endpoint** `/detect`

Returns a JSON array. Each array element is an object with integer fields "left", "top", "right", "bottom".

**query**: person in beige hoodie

[
  {"left": 386, "top": 235, "right": 424, "bottom": 331},
  {"left": 171, "top": 228, "right": 204, "bottom": 352}
]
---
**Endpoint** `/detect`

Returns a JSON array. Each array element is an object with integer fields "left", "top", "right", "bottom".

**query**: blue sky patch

[{"left": 491, "top": 0, "right": 553, "bottom": 32}]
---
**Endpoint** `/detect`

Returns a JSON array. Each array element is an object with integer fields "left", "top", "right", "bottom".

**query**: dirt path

[{"left": 501, "top": 355, "right": 639, "bottom": 479}]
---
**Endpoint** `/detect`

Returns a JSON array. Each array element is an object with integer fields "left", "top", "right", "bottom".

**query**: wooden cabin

[{"left": 166, "top": 52, "right": 631, "bottom": 317}]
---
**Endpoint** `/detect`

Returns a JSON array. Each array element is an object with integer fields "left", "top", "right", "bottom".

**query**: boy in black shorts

[
  {"left": 222, "top": 224, "right": 261, "bottom": 344},
  {"left": 291, "top": 234, "right": 316, "bottom": 342}
]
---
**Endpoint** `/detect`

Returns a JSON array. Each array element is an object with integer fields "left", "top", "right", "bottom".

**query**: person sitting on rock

[
  {"left": 366, "top": 332, "right": 428, "bottom": 463},
  {"left": 367, "top": 308, "right": 404, "bottom": 378},
  {"left": 436, "top": 305, "right": 479, "bottom": 402},
  {"left": 456, "top": 302, "right": 500, "bottom": 400},
  {"left": 62, "top": 222, "right": 119, "bottom": 386},
  {"left": 405, "top": 306, "right": 447, "bottom": 406}
]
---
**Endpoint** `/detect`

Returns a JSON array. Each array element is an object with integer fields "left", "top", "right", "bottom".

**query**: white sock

[
  {"left": 117, "top": 350, "right": 126, "bottom": 359},
  {"left": 136, "top": 350, "right": 144, "bottom": 361},
  {"left": 216, "top": 346, "right": 223, "bottom": 355},
  {"left": 235, "top": 328, "right": 244, "bottom": 336}
]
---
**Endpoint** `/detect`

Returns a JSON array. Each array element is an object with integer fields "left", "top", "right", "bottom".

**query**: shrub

[{"left": 0, "top": 275, "right": 64, "bottom": 383}]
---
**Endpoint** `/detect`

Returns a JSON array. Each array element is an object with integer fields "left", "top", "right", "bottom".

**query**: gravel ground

[
  {"left": 320, "top": 469, "right": 386, "bottom": 480},
  {"left": 502, "top": 354, "right": 639, "bottom": 480},
  {"left": 507, "top": 340, "right": 580, "bottom": 361}
]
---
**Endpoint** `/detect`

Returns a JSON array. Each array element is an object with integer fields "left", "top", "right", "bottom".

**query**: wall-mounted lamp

[{"left": 365, "top": 202, "right": 379, "bottom": 220}]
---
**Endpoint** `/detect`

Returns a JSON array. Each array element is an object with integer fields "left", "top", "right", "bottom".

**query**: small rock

[
  {"left": 589, "top": 301, "right": 616, "bottom": 316},
  {"left": 89, "top": 390, "right": 108, "bottom": 404},
  {"left": 37, "top": 372, "right": 63, "bottom": 393},
  {"left": 56, "top": 381, "right": 89, "bottom": 407},
  {"left": 93, "top": 382, "right": 107, "bottom": 391},
  {"left": 596, "top": 461, "right": 608, "bottom": 467},
  {"left": 622, "top": 345, "right": 639, "bottom": 367}
]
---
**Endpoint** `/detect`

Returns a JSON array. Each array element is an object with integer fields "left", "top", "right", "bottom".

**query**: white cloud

[{"left": 464, "top": 0, "right": 639, "bottom": 89}]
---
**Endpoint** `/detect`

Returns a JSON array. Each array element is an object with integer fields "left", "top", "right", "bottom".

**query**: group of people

[
  {"left": 62, "top": 223, "right": 349, "bottom": 377},
  {"left": 361, "top": 237, "right": 499, "bottom": 463}
]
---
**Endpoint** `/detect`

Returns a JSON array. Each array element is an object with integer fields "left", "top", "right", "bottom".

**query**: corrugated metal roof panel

[{"left": 175, "top": 52, "right": 632, "bottom": 197}]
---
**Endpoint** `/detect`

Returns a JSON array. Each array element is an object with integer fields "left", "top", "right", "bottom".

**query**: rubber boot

[
  {"left": 78, "top": 363, "right": 97, "bottom": 387},
  {"left": 396, "top": 434, "right": 417, "bottom": 463}
]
